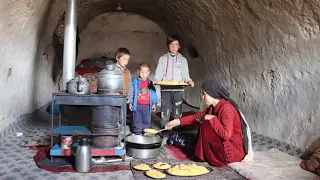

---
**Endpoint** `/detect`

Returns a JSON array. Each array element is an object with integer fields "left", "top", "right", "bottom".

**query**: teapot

[{"left": 67, "top": 76, "right": 90, "bottom": 95}]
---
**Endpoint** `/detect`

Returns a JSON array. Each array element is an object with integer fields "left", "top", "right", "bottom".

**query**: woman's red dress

[{"left": 179, "top": 99, "right": 245, "bottom": 167}]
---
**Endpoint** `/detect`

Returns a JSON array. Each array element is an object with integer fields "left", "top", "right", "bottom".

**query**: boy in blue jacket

[{"left": 129, "top": 62, "right": 157, "bottom": 135}]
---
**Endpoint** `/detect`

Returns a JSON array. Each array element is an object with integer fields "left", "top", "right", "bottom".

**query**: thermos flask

[{"left": 75, "top": 137, "right": 92, "bottom": 172}]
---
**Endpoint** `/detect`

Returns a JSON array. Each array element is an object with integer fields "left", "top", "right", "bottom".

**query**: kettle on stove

[
  {"left": 75, "top": 137, "right": 92, "bottom": 172},
  {"left": 97, "top": 60, "right": 124, "bottom": 95},
  {"left": 67, "top": 75, "right": 90, "bottom": 95}
]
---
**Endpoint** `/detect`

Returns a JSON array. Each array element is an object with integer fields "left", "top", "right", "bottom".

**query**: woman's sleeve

[
  {"left": 179, "top": 108, "right": 207, "bottom": 126},
  {"left": 209, "top": 107, "right": 234, "bottom": 141}
]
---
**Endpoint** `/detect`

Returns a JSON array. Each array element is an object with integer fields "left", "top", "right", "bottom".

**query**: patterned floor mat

[
  {"left": 0, "top": 108, "right": 135, "bottom": 180},
  {"left": 19, "top": 127, "right": 51, "bottom": 147},
  {"left": 0, "top": 102, "right": 311, "bottom": 180}
]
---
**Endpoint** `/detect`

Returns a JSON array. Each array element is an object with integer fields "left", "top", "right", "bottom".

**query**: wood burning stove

[
  {"left": 49, "top": 93, "right": 127, "bottom": 162},
  {"left": 90, "top": 106, "right": 121, "bottom": 148}
]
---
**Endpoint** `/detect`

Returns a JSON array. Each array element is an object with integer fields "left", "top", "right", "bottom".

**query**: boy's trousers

[
  {"left": 133, "top": 104, "right": 151, "bottom": 134},
  {"left": 160, "top": 91, "right": 183, "bottom": 129}
]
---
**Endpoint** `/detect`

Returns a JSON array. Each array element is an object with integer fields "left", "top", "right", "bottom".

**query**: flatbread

[
  {"left": 152, "top": 162, "right": 171, "bottom": 170},
  {"left": 145, "top": 169, "right": 166, "bottom": 179},
  {"left": 166, "top": 163, "right": 210, "bottom": 176},
  {"left": 133, "top": 163, "right": 151, "bottom": 171},
  {"left": 144, "top": 128, "right": 158, "bottom": 134}
]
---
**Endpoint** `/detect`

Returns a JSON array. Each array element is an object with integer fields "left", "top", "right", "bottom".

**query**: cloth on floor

[
  {"left": 228, "top": 148, "right": 319, "bottom": 180},
  {"left": 34, "top": 146, "right": 131, "bottom": 172},
  {"left": 167, "top": 130, "right": 198, "bottom": 150},
  {"left": 162, "top": 144, "right": 197, "bottom": 161},
  {"left": 19, "top": 128, "right": 51, "bottom": 147},
  {"left": 300, "top": 145, "right": 320, "bottom": 176},
  {"left": 131, "top": 160, "right": 245, "bottom": 180}
]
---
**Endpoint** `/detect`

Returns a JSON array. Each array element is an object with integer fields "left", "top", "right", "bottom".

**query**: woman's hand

[
  {"left": 129, "top": 104, "right": 133, "bottom": 111},
  {"left": 204, "top": 114, "right": 215, "bottom": 121},
  {"left": 165, "top": 119, "right": 181, "bottom": 130},
  {"left": 187, "top": 80, "right": 195, "bottom": 87},
  {"left": 152, "top": 105, "right": 156, "bottom": 112}
]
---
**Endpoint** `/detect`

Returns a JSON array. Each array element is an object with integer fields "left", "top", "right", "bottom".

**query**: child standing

[
  {"left": 129, "top": 62, "right": 157, "bottom": 135},
  {"left": 153, "top": 35, "right": 194, "bottom": 144},
  {"left": 115, "top": 47, "right": 132, "bottom": 101}
]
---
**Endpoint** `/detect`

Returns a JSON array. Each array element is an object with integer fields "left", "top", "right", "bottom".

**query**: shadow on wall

[
  {"left": 51, "top": 12, "right": 65, "bottom": 84},
  {"left": 31, "top": 1, "right": 54, "bottom": 107}
]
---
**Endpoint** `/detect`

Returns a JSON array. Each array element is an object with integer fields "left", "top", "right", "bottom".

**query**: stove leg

[
  {"left": 120, "top": 155, "right": 125, "bottom": 162},
  {"left": 59, "top": 110, "right": 61, "bottom": 126}
]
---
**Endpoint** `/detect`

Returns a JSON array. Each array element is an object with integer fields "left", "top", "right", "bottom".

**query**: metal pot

[
  {"left": 97, "top": 61, "right": 124, "bottom": 95},
  {"left": 67, "top": 76, "right": 90, "bottom": 94},
  {"left": 125, "top": 134, "right": 162, "bottom": 159}
]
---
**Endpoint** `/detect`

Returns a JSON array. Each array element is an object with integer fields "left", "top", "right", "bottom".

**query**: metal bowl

[
  {"left": 126, "top": 134, "right": 162, "bottom": 144},
  {"left": 125, "top": 135, "right": 162, "bottom": 159}
]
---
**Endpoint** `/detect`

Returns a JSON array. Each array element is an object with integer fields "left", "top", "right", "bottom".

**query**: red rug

[
  {"left": 34, "top": 146, "right": 130, "bottom": 172},
  {"left": 163, "top": 144, "right": 198, "bottom": 161}
]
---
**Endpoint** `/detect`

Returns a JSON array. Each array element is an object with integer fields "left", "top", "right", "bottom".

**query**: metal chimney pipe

[{"left": 62, "top": 0, "right": 77, "bottom": 91}]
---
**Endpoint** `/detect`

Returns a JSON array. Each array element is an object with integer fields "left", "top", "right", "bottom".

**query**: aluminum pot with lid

[
  {"left": 125, "top": 134, "right": 162, "bottom": 159},
  {"left": 97, "top": 61, "right": 124, "bottom": 95}
]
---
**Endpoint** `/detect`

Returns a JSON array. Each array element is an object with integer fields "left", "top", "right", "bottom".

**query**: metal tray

[
  {"left": 156, "top": 83, "right": 189, "bottom": 86},
  {"left": 164, "top": 166, "right": 213, "bottom": 177}
]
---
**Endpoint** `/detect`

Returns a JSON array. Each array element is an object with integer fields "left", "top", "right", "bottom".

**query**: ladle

[{"left": 144, "top": 126, "right": 178, "bottom": 136}]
